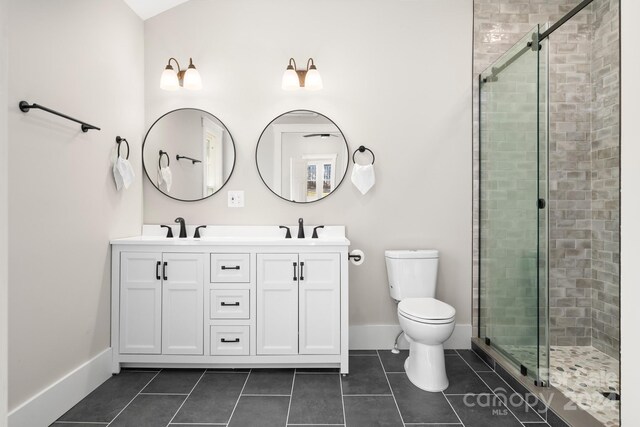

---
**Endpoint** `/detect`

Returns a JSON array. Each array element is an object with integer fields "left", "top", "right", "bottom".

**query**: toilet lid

[{"left": 398, "top": 298, "right": 455, "bottom": 323}]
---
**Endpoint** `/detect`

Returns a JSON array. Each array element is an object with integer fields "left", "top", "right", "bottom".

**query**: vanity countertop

[{"left": 111, "top": 225, "right": 350, "bottom": 246}]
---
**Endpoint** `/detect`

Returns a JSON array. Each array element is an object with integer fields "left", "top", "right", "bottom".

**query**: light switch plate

[{"left": 228, "top": 191, "right": 244, "bottom": 208}]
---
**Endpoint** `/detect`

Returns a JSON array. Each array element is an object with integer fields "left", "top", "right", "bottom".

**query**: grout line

[
  {"left": 241, "top": 393, "right": 291, "bottom": 397},
  {"left": 442, "top": 393, "right": 465, "bottom": 426},
  {"left": 342, "top": 393, "right": 393, "bottom": 396},
  {"left": 339, "top": 367, "right": 347, "bottom": 426},
  {"left": 105, "top": 369, "right": 162, "bottom": 426},
  {"left": 53, "top": 423, "right": 109, "bottom": 425},
  {"left": 376, "top": 350, "right": 406, "bottom": 427},
  {"left": 225, "top": 368, "right": 251, "bottom": 426},
  {"left": 139, "top": 392, "right": 189, "bottom": 396},
  {"left": 285, "top": 369, "right": 297, "bottom": 425},
  {"left": 165, "top": 370, "right": 208, "bottom": 427},
  {"left": 456, "top": 352, "right": 526, "bottom": 427},
  {"left": 489, "top": 362, "right": 548, "bottom": 419}
]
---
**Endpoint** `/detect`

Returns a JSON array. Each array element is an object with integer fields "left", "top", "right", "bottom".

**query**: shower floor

[
  {"left": 499, "top": 344, "right": 619, "bottom": 426},
  {"left": 550, "top": 346, "right": 619, "bottom": 427}
]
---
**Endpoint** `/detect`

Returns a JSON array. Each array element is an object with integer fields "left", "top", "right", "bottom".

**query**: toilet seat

[{"left": 398, "top": 298, "right": 455, "bottom": 324}]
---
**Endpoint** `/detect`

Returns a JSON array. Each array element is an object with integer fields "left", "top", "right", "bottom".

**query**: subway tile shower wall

[{"left": 472, "top": 0, "right": 620, "bottom": 359}]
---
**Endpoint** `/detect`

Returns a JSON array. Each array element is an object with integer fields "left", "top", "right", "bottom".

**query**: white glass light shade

[
  {"left": 183, "top": 67, "right": 202, "bottom": 90},
  {"left": 304, "top": 68, "right": 323, "bottom": 90},
  {"left": 160, "top": 67, "right": 179, "bottom": 91},
  {"left": 282, "top": 68, "right": 300, "bottom": 90}
]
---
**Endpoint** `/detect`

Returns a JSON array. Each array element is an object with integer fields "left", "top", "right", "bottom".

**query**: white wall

[
  {"left": 620, "top": 0, "right": 638, "bottom": 423},
  {"left": 0, "top": 0, "right": 8, "bottom": 423},
  {"left": 7, "top": 0, "right": 144, "bottom": 413},
  {"left": 144, "top": 0, "right": 474, "bottom": 333}
]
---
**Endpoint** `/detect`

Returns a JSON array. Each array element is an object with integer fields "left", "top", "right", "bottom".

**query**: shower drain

[{"left": 600, "top": 391, "right": 620, "bottom": 401}]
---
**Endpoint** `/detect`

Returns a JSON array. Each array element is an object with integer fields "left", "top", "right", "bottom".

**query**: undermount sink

[{"left": 110, "top": 225, "right": 349, "bottom": 246}]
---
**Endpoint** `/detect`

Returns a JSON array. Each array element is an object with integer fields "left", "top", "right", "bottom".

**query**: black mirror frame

[
  {"left": 255, "top": 109, "right": 349, "bottom": 204},
  {"left": 142, "top": 108, "right": 237, "bottom": 203}
]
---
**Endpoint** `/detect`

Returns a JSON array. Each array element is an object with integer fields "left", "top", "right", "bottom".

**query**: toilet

[{"left": 385, "top": 250, "right": 456, "bottom": 392}]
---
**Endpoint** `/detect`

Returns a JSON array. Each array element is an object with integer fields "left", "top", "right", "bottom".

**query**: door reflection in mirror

[{"left": 256, "top": 110, "right": 348, "bottom": 203}]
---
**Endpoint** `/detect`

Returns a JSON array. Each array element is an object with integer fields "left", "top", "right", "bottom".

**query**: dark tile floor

[{"left": 52, "top": 349, "right": 552, "bottom": 427}]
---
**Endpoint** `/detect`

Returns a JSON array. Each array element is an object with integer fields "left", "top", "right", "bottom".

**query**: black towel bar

[
  {"left": 159, "top": 150, "right": 170, "bottom": 168},
  {"left": 352, "top": 145, "right": 375, "bottom": 165},
  {"left": 19, "top": 101, "right": 100, "bottom": 132},
  {"left": 176, "top": 154, "right": 202, "bottom": 164},
  {"left": 116, "top": 136, "right": 130, "bottom": 160}
]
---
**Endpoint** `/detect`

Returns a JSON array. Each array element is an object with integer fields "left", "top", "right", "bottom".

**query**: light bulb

[
  {"left": 183, "top": 58, "right": 202, "bottom": 90},
  {"left": 282, "top": 66, "right": 300, "bottom": 90},
  {"left": 304, "top": 67, "right": 322, "bottom": 91},
  {"left": 160, "top": 65, "right": 179, "bottom": 91}
]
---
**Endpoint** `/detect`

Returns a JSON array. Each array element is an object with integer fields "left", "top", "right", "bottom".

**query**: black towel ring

[
  {"left": 352, "top": 145, "right": 375, "bottom": 165},
  {"left": 115, "top": 136, "right": 130, "bottom": 160},
  {"left": 158, "top": 150, "right": 170, "bottom": 168}
]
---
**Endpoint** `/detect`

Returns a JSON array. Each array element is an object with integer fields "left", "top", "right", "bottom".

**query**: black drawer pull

[
  {"left": 155, "top": 261, "right": 161, "bottom": 280},
  {"left": 221, "top": 338, "right": 240, "bottom": 343},
  {"left": 300, "top": 262, "right": 305, "bottom": 281},
  {"left": 162, "top": 262, "right": 168, "bottom": 281},
  {"left": 293, "top": 262, "right": 298, "bottom": 281},
  {"left": 221, "top": 301, "right": 240, "bottom": 306},
  {"left": 221, "top": 265, "right": 240, "bottom": 270}
]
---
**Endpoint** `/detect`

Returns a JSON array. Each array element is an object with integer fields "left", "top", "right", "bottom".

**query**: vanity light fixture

[
  {"left": 160, "top": 57, "right": 202, "bottom": 91},
  {"left": 281, "top": 58, "right": 323, "bottom": 91}
]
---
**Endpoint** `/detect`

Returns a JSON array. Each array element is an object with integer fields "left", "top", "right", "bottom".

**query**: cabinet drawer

[
  {"left": 210, "top": 254, "right": 250, "bottom": 283},
  {"left": 210, "top": 290, "right": 250, "bottom": 319},
  {"left": 210, "top": 326, "right": 250, "bottom": 355}
]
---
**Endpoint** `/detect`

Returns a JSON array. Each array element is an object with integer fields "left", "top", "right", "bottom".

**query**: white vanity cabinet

[
  {"left": 257, "top": 253, "right": 341, "bottom": 355},
  {"left": 111, "top": 225, "right": 349, "bottom": 374},
  {"left": 119, "top": 252, "right": 204, "bottom": 356}
]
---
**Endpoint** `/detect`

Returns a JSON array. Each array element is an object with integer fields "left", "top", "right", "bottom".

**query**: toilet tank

[{"left": 385, "top": 250, "right": 439, "bottom": 301}]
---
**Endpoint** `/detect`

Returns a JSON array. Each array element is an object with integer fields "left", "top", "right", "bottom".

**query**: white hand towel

[
  {"left": 351, "top": 163, "right": 375, "bottom": 195},
  {"left": 113, "top": 156, "right": 135, "bottom": 191},
  {"left": 115, "top": 157, "right": 135, "bottom": 190},
  {"left": 113, "top": 159, "right": 125, "bottom": 191},
  {"left": 158, "top": 166, "right": 173, "bottom": 193}
]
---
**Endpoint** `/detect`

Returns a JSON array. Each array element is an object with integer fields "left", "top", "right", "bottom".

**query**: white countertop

[{"left": 111, "top": 225, "right": 350, "bottom": 246}]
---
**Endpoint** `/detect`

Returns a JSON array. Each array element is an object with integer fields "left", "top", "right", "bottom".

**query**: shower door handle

[{"left": 538, "top": 198, "right": 546, "bottom": 209}]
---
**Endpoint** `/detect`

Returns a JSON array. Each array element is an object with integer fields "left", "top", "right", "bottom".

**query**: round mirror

[
  {"left": 143, "top": 108, "right": 236, "bottom": 202},
  {"left": 256, "top": 110, "right": 349, "bottom": 203}
]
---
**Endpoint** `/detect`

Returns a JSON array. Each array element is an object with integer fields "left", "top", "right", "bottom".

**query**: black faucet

[
  {"left": 297, "top": 218, "right": 305, "bottom": 239},
  {"left": 175, "top": 217, "right": 187, "bottom": 238},
  {"left": 312, "top": 225, "right": 324, "bottom": 238},
  {"left": 279, "top": 226, "right": 292, "bottom": 239},
  {"left": 194, "top": 225, "right": 206, "bottom": 238},
  {"left": 160, "top": 224, "right": 173, "bottom": 238}
]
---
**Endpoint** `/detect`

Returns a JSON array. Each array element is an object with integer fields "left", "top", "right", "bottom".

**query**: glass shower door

[{"left": 479, "top": 25, "right": 548, "bottom": 384}]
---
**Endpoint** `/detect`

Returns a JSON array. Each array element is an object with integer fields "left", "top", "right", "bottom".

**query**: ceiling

[{"left": 123, "top": 0, "right": 190, "bottom": 20}]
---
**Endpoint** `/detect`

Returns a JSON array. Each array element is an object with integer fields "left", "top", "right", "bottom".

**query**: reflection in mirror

[
  {"left": 256, "top": 110, "right": 349, "bottom": 203},
  {"left": 143, "top": 109, "right": 236, "bottom": 202}
]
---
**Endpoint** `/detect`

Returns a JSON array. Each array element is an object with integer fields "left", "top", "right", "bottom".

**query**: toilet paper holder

[{"left": 348, "top": 252, "right": 362, "bottom": 262}]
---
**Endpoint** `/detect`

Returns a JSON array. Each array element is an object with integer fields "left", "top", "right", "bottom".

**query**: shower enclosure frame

[{"left": 477, "top": 0, "right": 597, "bottom": 388}]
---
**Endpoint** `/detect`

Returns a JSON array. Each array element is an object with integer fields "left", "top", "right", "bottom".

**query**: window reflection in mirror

[{"left": 256, "top": 110, "right": 348, "bottom": 203}]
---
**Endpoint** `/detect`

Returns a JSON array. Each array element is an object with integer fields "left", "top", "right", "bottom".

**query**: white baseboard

[
  {"left": 9, "top": 348, "right": 112, "bottom": 427},
  {"left": 349, "top": 324, "right": 472, "bottom": 350}
]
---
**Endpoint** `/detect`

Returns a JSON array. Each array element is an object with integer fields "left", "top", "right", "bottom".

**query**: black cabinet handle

[
  {"left": 293, "top": 262, "right": 298, "bottom": 281},
  {"left": 221, "top": 338, "right": 240, "bottom": 343},
  {"left": 162, "top": 262, "right": 168, "bottom": 281},
  {"left": 221, "top": 265, "right": 240, "bottom": 270},
  {"left": 300, "top": 262, "right": 305, "bottom": 281},
  {"left": 221, "top": 302, "right": 240, "bottom": 306},
  {"left": 155, "top": 261, "right": 161, "bottom": 280}
]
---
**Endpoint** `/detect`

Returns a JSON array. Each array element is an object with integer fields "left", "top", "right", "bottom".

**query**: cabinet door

[
  {"left": 162, "top": 253, "right": 204, "bottom": 355},
  {"left": 120, "top": 252, "right": 162, "bottom": 354},
  {"left": 298, "top": 253, "right": 341, "bottom": 355},
  {"left": 257, "top": 254, "right": 299, "bottom": 354}
]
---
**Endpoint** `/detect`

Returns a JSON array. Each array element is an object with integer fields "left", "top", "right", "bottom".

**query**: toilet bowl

[{"left": 398, "top": 297, "right": 455, "bottom": 392}]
